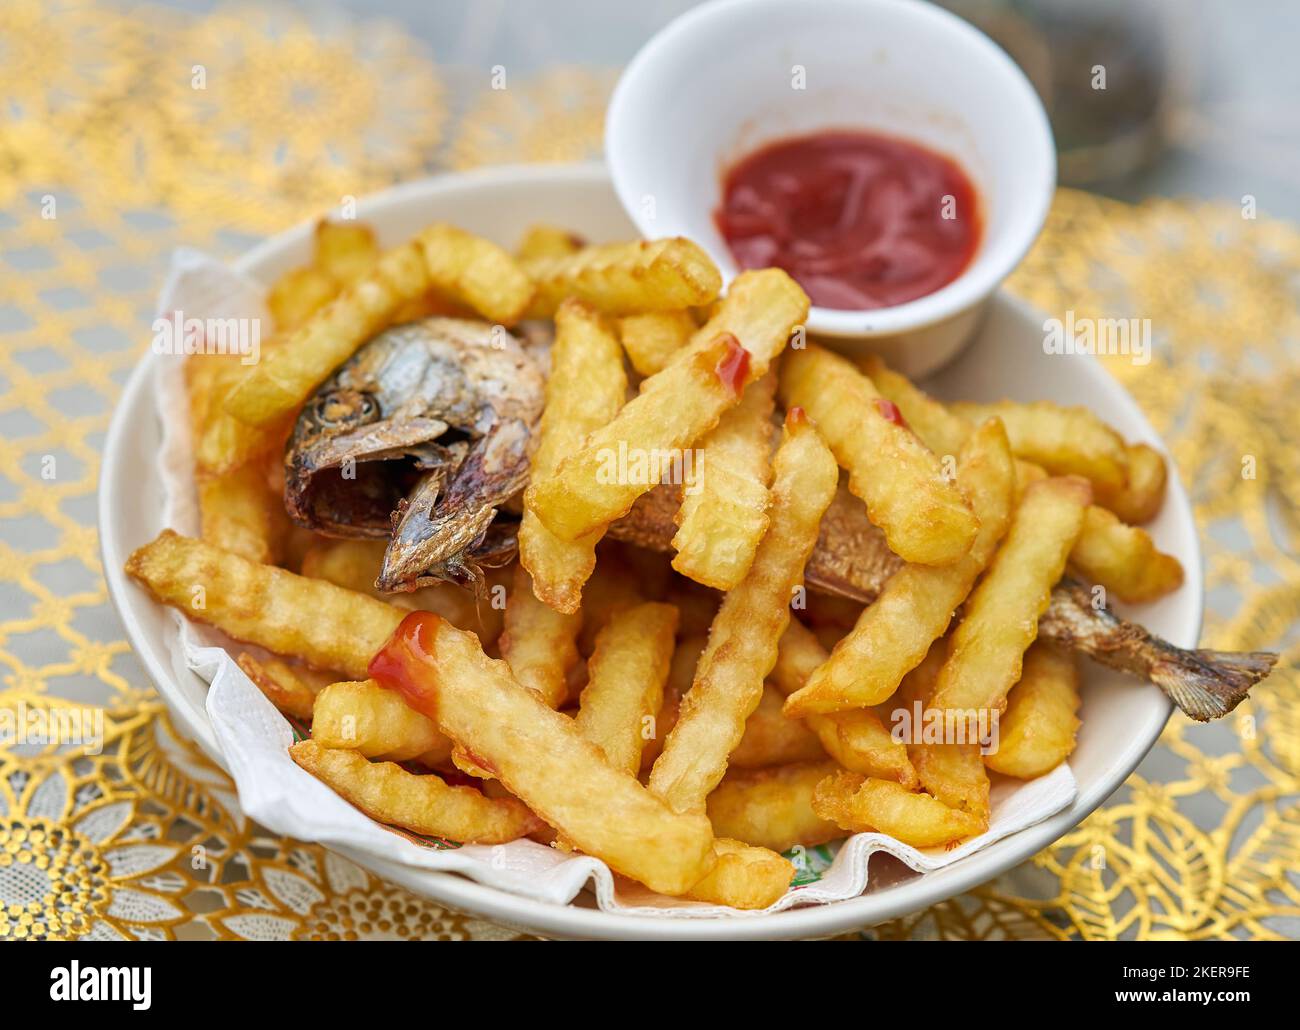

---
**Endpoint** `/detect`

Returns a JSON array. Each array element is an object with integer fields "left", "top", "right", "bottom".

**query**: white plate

[{"left": 100, "top": 163, "right": 1193, "bottom": 940}]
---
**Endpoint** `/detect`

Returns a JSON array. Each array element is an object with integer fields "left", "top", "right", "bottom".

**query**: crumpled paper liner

[{"left": 151, "top": 249, "right": 1078, "bottom": 917}]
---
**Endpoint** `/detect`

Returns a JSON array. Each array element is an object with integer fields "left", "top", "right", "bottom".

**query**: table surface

[{"left": 0, "top": 0, "right": 1297, "bottom": 941}]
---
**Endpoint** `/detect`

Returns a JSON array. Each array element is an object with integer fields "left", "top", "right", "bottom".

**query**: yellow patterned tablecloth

[{"left": 1, "top": 1, "right": 1297, "bottom": 941}]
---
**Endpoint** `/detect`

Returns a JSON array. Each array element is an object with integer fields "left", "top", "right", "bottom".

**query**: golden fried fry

[
  {"left": 530, "top": 269, "right": 808, "bottom": 541},
  {"left": 893, "top": 649, "right": 990, "bottom": 824},
  {"left": 618, "top": 309, "right": 696, "bottom": 376},
  {"left": 313, "top": 220, "right": 379, "bottom": 286},
  {"left": 196, "top": 461, "right": 289, "bottom": 565},
  {"left": 126, "top": 531, "right": 404, "bottom": 679},
  {"left": 671, "top": 372, "right": 776, "bottom": 590},
  {"left": 780, "top": 344, "right": 977, "bottom": 565},
  {"left": 418, "top": 223, "right": 534, "bottom": 324},
  {"left": 515, "top": 223, "right": 584, "bottom": 263},
  {"left": 310, "top": 679, "right": 452, "bottom": 765},
  {"left": 930, "top": 477, "right": 1091, "bottom": 718},
  {"left": 267, "top": 266, "right": 339, "bottom": 332},
  {"left": 371, "top": 612, "right": 717, "bottom": 896},
  {"left": 862, "top": 357, "right": 1183, "bottom": 603},
  {"left": 771, "top": 617, "right": 918, "bottom": 786},
  {"left": 707, "top": 761, "right": 843, "bottom": 852},
  {"left": 684, "top": 838, "right": 793, "bottom": 910},
  {"left": 649, "top": 414, "right": 837, "bottom": 814},
  {"left": 519, "top": 299, "right": 627, "bottom": 613},
  {"left": 575, "top": 602, "right": 678, "bottom": 775},
  {"left": 499, "top": 563, "right": 582, "bottom": 710},
  {"left": 784, "top": 419, "right": 1015, "bottom": 716},
  {"left": 289, "top": 740, "right": 540, "bottom": 844},
  {"left": 523, "top": 237, "right": 721, "bottom": 317},
  {"left": 237, "top": 653, "right": 333, "bottom": 720},
  {"left": 856, "top": 354, "right": 970, "bottom": 458},
  {"left": 1094, "top": 442, "right": 1167, "bottom": 524},
  {"left": 1068, "top": 504, "right": 1184, "bottom": 603},
  {"left": 983, "top": 643, "right": 1081, "bottom": 779},
  {"left": 951, "top": 400, "right": 1128, "bottom": 493},
  {"left": 729, "top": 684, "right": 826, "bottom": 768},
  {"left": 811, "top": 772, "right": 985, "bottom": 848}
]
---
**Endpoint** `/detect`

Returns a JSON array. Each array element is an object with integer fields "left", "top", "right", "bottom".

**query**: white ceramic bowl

[
  {"left": 606, "top": 0, "right": 1055, "bottom": 378},
  {"left": 101, "top": 164, "right": 1191, "bottom": 940}
]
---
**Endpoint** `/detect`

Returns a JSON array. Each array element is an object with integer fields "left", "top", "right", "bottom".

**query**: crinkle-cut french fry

[
  {"left": 671, "top": 372, "right": 776, "bottom": 590},
  {"left": 706, "top": 761, "right": 843, "bottom": 852},
  {"left": 784, "top": 419, "right": 1015, "bottom": 716},
  {"left": 618, "top": 309, "right": 697, "bottom": 376},
  {"left": 575, "top": 601, "right": 678, "bottom": 775},
  {"left": 187, "top": 335, "right": 290, "bottom": 478},
  {"left": 888, "top": 645, "right": 990, "bottom": 824},
  {"left": 729, "top": 684, "right": 826, "bottom": 768},
  {"left": 224, "top": 226, "right": 530, "bottom": 430},
  {"left": 856, "top": 354, "right": 970, "bottom": 459},
  {"left": 125, "top": 531, "right": 404, "bottom": 680},
  {"left": 369, "top": 612, "right": 716, "bottom": 896},
  {"left": 267, "top": 265, "right": 339, "bottom": 332},
  {"left": 499, "top": 563, "right": 582, "bottom": 710},
  {"left": 299, "top": 538, "right": 501, "bottom": 640},
  {"left": 649, "top": 414, "right": 837, "bottom": 814},
  {"left": 417, "top": 223, "right": 533, "bottom": 325},
  {"left": 314, "top": 220, "right": 379, "bottom": 286},
  {"left": 780, "top": 343, "right": 978, "bottom": 566},
  {"left": 520, "top": 299, "right": 627, "bottom": 613},
  {"left": 530, "top": 269, "right": 808, "bottom": 542},
  {"left": 930, "top": 477, "right": 1091, "bottom": 719},
  {"left": 1094, "top": 442, "right": 1167, "bottom": 524},
  {"left": 523, "top": 237, "right": 721, "bottom": 317},
  {"left": 289, "top": 740, "right": 541, "bottom": 844},
  {"left": 515, "top": 223, "right": 585, "bottom": 263},
  {"left": 983, "top": 643, "right": 1081, "bottom": 779},
  {"left": 862, "top": 357, "right": 1183, "bottom": 603},
  {"left": 194, "top": 407, "right": 288, "bottom": 478},
  {"left": 1068, "top": 503, "right": 1184, "bottom": 603},
  {"left": 771, "top": 617, "right": 918, "bottom": 786},
  {"left": 684, "top": 838, "right": 794, "bottom": 910},
  {"left": 812, "top": 772, "right": 985, "bottom": 848},
  {"left": 950, "top": 400, "right": 1128, "bottom": 493},
  {"left": 310, "top": 679, "right": 452, "bottom": 765},
  {"left": 237, "top": 653, "right": 333, "bottom": 720},
  {"left": 197, "top": 460, "right": 289, "bottom": 566}
]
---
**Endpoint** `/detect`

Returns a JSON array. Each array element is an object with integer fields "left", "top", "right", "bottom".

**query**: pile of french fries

[{"left": 127, "top": 215, "right": 1184, "bottom": 910}]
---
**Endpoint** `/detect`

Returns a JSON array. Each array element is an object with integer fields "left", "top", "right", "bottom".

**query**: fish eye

[{"left": 315, "top": 391, "right": 379, "bottom": 426}]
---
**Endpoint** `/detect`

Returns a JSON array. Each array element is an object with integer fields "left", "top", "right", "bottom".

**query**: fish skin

[
  {"left": 608, "top": 486, "right": 1276, "bottom": 721},
  {"left": 284, "top": 317, "right": 543, "bottom": 589}
]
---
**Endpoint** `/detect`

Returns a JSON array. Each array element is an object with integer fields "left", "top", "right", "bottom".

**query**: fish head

[{"left": 285, "top": 317, "right": 545, "bottom": 584}]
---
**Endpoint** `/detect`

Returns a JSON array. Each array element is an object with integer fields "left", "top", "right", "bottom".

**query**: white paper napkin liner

[{"left": 151, "top": 248, "right": 1079, "bottom": 917}]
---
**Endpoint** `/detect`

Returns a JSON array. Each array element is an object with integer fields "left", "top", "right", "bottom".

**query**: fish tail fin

[{"left": 1149, "top": 648, "right": 1277, "bottom": 722}]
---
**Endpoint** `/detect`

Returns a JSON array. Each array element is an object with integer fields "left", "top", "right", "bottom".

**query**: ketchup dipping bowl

[{"left": 606, "top": 0, "right": 1055, "bottom": 377}]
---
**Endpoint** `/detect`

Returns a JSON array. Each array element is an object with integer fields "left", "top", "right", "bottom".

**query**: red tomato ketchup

[{"left": 715, "top": 130, "right": 980, "bottom": 310}]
